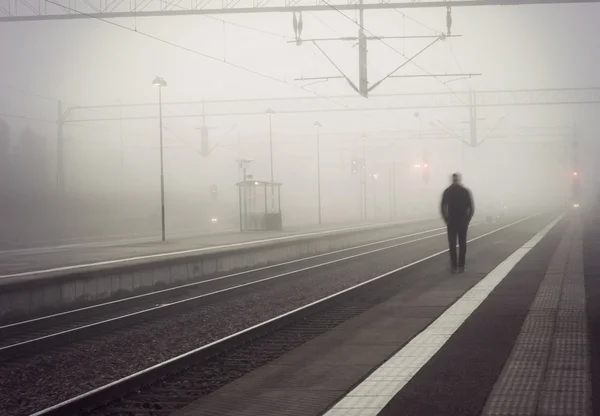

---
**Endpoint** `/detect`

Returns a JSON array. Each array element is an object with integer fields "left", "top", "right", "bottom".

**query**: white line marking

[
  {"left": 1, "top": 228, "right": 452, "bottom": 351},
  {"left": 322, "top": 213, "right": 563, "bottom": 416},
  {"left": 0, "top": 218, "right": 434, "bottom": 280},
  {"left": 0, "top": 229, "right": 239, "bottom": 255},
  {"left": 29, "top": 215, "right": 538, "bottom": 416},
  {"left": 1, "top": 225, "right": 448, "bottom": 331}
]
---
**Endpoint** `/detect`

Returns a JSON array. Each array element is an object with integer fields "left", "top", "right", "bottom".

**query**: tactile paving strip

[{"left": 482, "top": 219, "right": 591, "bottom": 416}]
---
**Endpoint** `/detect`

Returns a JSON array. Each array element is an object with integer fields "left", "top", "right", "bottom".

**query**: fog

[{"left": 1, "top": 2, "right": 599, "bottom": 247}]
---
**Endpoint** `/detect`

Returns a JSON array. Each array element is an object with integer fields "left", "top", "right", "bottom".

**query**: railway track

[
  {"left": 0, "top": 222, "right": 448, "bottom": 361},
  {"left": 23, "top": 216, "right": 534, "bottom": 416}
]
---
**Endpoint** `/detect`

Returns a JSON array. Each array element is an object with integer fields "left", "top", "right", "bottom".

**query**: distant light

[
  {"left": 211, "top": 217, "right": 218, "bottom": 223},
  {"left": 372, "top": 174, "right": 379, "bottom": 180},
  {"left": 254, "top": 181, "right": 260, "bottom": 185},
  {"left": 573, "top": 171, "right": 579, "bottom": 176},
  {"left": 414, "top": 164, "right": 421, "bottom": 168},
  {"left": 152, "top": 76, "right": 167, "bottom": 87},
  {"left": 573, "top": 203, "right": 580, "bottom": 208},
  {"left": 423, "top": 163, "right": 428, "bottom": 168}
]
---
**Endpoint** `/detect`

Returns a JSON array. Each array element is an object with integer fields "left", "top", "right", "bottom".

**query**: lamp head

[{"left": 152, "top": 77, "right": 167, "bottom": 87}]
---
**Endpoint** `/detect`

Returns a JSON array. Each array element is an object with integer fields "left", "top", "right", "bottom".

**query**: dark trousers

[{"left": 447, "top": 221, "right": 468, "bottom": 268}]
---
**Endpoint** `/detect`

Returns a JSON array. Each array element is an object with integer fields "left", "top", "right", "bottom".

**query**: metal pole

[
  {"left": 317, "top": 126, "right": 322, "bottom": 225},
  {"left": 392, "top": 162, "right": 397, "bottom": 218},
  {"left": 264, "top": 183, "right": 268, "bottom": 230},
  {"left": 269, "top": 114, "right": 274, "bottom": 211},
  {"left": 373, "top": 176, "right": 377, "bottom": 220},
  {"left": 363, "top": 137, "right": 367, "bottom": 221},
  {"left": 243, "top": 167, "right": 248, "bottom": 230},
  {"left": 238, "top": 185, "right": 243, "bottom": 232},
  {"left": 119, "top": 99, "right": 123, "bottom": 191},
  {"left": 389, "top": 166, "right": 393, "bottom": 220},
  {"left": 269, "top": 115, "right": 274, "bottom": 184},
  {"left": 57, "top": 100, "right": 64, "bottom": 192},
  {"left": 158, "top": 86, "right": 166, "bottom": 241},
  {"left": 359, "top": 172, "right": 362, "bottom": 221}
]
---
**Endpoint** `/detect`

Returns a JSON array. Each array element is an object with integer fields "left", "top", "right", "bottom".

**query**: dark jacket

[{"left": 441, "top": 183, "right": 474, "bottom": 224}]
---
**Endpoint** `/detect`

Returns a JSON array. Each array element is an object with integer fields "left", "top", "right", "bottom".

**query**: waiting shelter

[{"left": 236, "top": 180, "right": 283, "bottom": 231}]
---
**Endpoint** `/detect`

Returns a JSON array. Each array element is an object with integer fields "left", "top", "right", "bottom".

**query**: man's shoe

[
  {"left": 451, "top": 266, "right": 459, "bottom": 274},
  {"left": 458, "top": 266, "right": 465, "bottom": 273}
]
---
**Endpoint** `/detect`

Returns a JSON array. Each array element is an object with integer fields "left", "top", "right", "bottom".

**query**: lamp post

[
  {"left": 314, "top": 121, "right": 322, "bottom": 225},
  {"left": 152, "top": 76, "right": 167, "bottom": 241},
  {"left": 266, "top": 108, "right": 275, "bottom": 210},
  {"left": 361, "top": 134, "right": 368, "bottom": 221},
  {"left": 266, "top": 108, "right": 275, "bottom": 184},
  {"left": 369, "top": 172, "right": 378, "bottom": 220}
]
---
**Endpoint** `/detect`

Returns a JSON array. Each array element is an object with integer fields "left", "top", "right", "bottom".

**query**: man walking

[{"left": 441, "top": 173, "right": 474, "bottom": 273}]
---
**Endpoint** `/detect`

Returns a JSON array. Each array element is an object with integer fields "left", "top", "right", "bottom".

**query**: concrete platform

[
  {"left": 170, "top": 208, "right": 600, "bottom": 416},
  {"left": 0, "top": 217, "right": 441, "bottom": 323},
  {"left": 0, "top": 220, "right": 417, "bottom": 278}
]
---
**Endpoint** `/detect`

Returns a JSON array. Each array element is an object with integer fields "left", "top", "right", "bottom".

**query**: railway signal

[
  {"left": 413, "top": 162, "right": 430, "bottom": 183},
  {"left": 352, "top": 158, "right": 365, "bottom": 174}
]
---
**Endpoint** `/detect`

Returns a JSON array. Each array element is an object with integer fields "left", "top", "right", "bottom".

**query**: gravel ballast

[{"left": 0, "top": 222, "right": 504, "bottom": 415}]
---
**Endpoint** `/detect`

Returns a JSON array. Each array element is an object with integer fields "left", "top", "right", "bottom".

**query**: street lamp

[
  {"left": 314, "top": 121, "right": 322, "bottom": 225},
  {"left": 266, "top": 108, "right": 275, "bottom": 210},
  {"left": 266, "top": 108, "right": 275, "bottom": 184},
  {"left": 361, "top": 134, "right": 368, "bottom": 221},
  {"left": 152, "top": 76, "right": 167, "bottom": 241}
]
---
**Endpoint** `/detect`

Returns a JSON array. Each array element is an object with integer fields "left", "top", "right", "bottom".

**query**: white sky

[{"left": 0, "top": 2, "right": 598, "bottom": 225}]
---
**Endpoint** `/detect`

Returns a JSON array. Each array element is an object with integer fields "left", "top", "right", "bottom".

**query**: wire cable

[
  {"left": 448, "top": 41, "right": 467, "bottom": 77},
  {"left": 393, "top": 9, "right": 442, "bottom": 35},
  {"left": 368, "top": 37, "right": 440, "bottom": 92},
  {"left": 306, "top": 11, "right": 384, "bottom": 79},
  {"left": 44, "top": 0, "right": 349, "bottom": 109},
  {"left": 0, "top": 84, "right": 58, "bottom": 103},
  {"left": 165, "top": 1, "right": 293, "bottom": 40},
  {"left": 320, "top": 0, "right": 466, "bottom": 104},
  {"left": 163, "top": 125, "right": 204, "bottom": 155},
  {"left": 0, "top": 112, "right": 54, "bottom": 124}
]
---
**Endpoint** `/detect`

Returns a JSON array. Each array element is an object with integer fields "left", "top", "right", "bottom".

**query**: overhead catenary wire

[
  {"left": 164, "top": 125, "right": 204, "bottom": 155},
  {"left": 478, "top": 113, "right": 510, "bottom": 146},
  {"left": 311, "top": 41, "right": 359, "bottom": 92},
  {"left": 393, "top": 9, "right": 443, "bottom": 35},
  {"left": 0, "top": 84, "right": 59, "bottom": 103},
  {"left": 306, "top": 11, "right": 384, "bottom": 79},
  {"left": 204, "top": 15, "right": 292, "bottom": 40},
  {"left": 448, "top": 42, "right": 466, "bottom": 75},
  {"left": 298, "top": 11, "right": 411, "bottom": 129},
  {"left": 0, "top": 112, "right": 54, "bottom": 124},
  {"left": 43, "top": 0, "right": 349, "bottom": 109},
  {"left": 166, "top": 1, "right": 293, "bottom": 40},
  {"left": 320, "top": 0, "right": 466, "bottom": 104},
  {"left": 368, "top": 37, "right": 440, "bottom": 92}
]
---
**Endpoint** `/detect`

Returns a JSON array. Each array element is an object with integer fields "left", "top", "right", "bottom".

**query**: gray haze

[{"left": 0, "top": 3, "right": 599, "bottom": 246}]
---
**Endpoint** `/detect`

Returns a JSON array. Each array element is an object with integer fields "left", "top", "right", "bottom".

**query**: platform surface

[
  {"left": 0, "top": 218, "right": 434, "bottom": 281},
  {"left": 172, "top": 209, "right": 599, "bottom": 416}
]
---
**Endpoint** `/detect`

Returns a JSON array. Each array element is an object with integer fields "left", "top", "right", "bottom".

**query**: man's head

[{"left": 451, "top": 173, "right": 462, "bottom": 185}]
